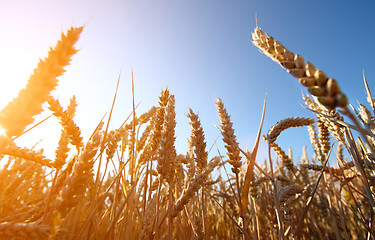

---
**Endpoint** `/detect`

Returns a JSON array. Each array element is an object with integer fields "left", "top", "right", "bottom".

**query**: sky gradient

[{"left": 0, "top": 0, "right": 374, "bottom": 162}]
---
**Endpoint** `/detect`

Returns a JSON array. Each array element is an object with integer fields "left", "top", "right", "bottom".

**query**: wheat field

[{"left": 0, "top": 25, "right": 374, "bottom": 239}]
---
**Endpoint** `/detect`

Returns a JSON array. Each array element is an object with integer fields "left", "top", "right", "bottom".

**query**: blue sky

[{"left": 0, "top": 0, "right": 374, "bottom": 163}]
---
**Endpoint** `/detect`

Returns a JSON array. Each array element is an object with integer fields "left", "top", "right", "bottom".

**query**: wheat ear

[
  {"left": 216, "top": 98, "right": 242, "bottom": 174},
  {"left": 172, "top": 157, "right": 220, "bottom": 218},
  {"left": 0, "top": 26, "right": 83, "bottom": 137},
  {"left": 55, "top": 133, "right": 101, "bottom": 216},
  {"left": 252, "top": 27, "right": 348, "bottom": 109},
  {"left": 268, "top": 141, "right": 295, "bottom": 172},
  {"left": 265, "top": 117, "right": 314, "bottom": 172},
  {"left": 0, "top": 222, "right": 50, "bottom": 239},
  {"left": 146, "top": 88, "right": 169, "bottom": 160},
  {"left": 187, "top": 108, "right": 208, "bottom": 173},
  {"left": 139, "top": 193, "right": 157, "bottom": 240},
  {"left": 48, "top": 97, "right": 83, "bottom": 150},
  {"left": 278, "top": 184, "right": 304, "bottom": 206},
  {"left": 265, "top": 117, "right": 315, "bottom": 143},
  {"left": 2, "top": 144, "right": 54, "bottom": 168},
  {"left": 157, "top": 94, "right": 177, "bottom": 185},
  {"left": 53, "top": 96, "right": 78, "bottom": 169}
]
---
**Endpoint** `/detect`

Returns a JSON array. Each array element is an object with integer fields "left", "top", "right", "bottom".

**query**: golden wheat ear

[
  {"left": 216, "top": 98, "right": 242, "bottom": 174},
  {"left": 187, "top": 108, "right": 208, "bottom": 173},
  {"left": 252, "top": 26, "right": 348, "bottom": 110},
  {"left": 0, "top": 26, "right": 83, "bottom": 137}
]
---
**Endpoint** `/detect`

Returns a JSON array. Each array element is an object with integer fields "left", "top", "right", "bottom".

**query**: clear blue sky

[{"left": 0, "top": 0, "right": 374, "bottom": 162}]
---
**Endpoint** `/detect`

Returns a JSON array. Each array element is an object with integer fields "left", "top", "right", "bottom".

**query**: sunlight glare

[{"left": 0, "top": 126, "right": 5, "bottom": 136}]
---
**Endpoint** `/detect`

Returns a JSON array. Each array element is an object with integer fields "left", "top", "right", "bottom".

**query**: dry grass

[{"left": 0, "top": 25, "right": 374, "bottom": 240}]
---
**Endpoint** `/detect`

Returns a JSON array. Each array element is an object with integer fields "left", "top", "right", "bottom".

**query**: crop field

[{"left": 0, "top": 25, "right": 374, "bottom": 239}]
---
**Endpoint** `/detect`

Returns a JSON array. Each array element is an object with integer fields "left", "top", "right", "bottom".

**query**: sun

[{"left": 0, "top": 126, "right": 5, "bottom": 136}]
